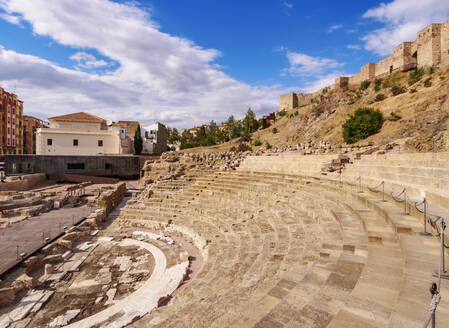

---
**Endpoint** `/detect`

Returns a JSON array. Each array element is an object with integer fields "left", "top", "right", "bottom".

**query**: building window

[
  {"left": 73, "top": 139, "right": 78, "bottom": 146},
  {"left": 47, "top": 138, "right": 52, "bottom": 146},
  {"left": 98, "top": 140, "right": 103, "bottom": 147},
  {"left": 67, "top": 163, "right": 85, "bottom": 170},
  {"left": 105, "top": 163, "right": 112, "bottom": 170}
]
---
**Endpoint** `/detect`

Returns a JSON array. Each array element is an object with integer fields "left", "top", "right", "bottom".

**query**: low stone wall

[
  {"left": 96, "top": 182, "right": 127, "bottom": 215},
  {"left": 49, "top": 173, "right": 119, "bottom": 184},
  {"left": 239, "top": 154, "right": 339, "bottom": 176},
  {"left": 0, "top": 173, "right": 47, "bottom": 191}
]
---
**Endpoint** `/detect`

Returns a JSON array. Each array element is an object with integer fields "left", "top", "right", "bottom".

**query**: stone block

[
  {"left": 42, "top": 254, "right": 63, "bottom": 264},
  {"left": 23, "top": 256, "right": 41, "bottom": 274},
  {"left": 0, "top": 287, "right": 16, "bottom": 307},
  {"left": 11, "top": 274, "right": 33, "bottom": 293}
]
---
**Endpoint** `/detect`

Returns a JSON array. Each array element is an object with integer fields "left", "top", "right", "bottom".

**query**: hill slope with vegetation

[{"left": 171, "top": 65, "right": 449, "bottom": 153}]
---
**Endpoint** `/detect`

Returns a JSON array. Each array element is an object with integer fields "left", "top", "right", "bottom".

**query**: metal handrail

[
  {"left": 423, "top": 217, "right": 448, "bottom": 328},
  {"left": 391, "top": 188, "right": 406, "bottom": 202},
  {"left": 367, "top": 180, "right": 384, "bottom": 192}
]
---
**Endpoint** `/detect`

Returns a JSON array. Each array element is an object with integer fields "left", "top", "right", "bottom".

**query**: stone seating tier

[{"left": 119, "top": 169, "right": 449, "bottom": 328}]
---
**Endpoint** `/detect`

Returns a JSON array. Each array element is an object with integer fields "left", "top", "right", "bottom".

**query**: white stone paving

[{"left": 65, "top": 238, "right": 189, "bottom": 328}]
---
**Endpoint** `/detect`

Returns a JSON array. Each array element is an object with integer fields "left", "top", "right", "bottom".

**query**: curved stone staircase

[{"left": 120, "top": 157, "right": 449, "bottom": 328}]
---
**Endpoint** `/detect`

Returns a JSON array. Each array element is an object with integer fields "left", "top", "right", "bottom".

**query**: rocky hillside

[
  {"left": 252, "top": 66, "right": 449, "bottom": 152},
  {"left": 182, "top": 65, "right": 449, "bottom": 153}
]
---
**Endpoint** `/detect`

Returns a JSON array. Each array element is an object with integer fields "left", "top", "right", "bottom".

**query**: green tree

[
  {"left": 342, "top": 108, "right": 383, "bottom": 144},
  {"left": 167, "top": 128, "right": 180, "bottom": 143},
  {"left": 242, "top": 108, "right": 259, "bottom": 136},
  {"left": 134, "top": 124, "right": 143, "bottom": 155},
  {"left": 195, "top": 126, "right": 208, "bottom": 146}
]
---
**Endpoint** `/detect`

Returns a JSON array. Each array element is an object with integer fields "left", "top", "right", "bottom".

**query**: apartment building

[
  {"left": 0, "top": 87, "right": 24, "bottom": 155},
  {"left": 23, "top": 115, "right": 45, "bottom": 154}
]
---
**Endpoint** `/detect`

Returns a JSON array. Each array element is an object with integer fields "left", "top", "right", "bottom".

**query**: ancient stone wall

[
  {"left": 95, "top": 182, "right": 126, "bottom": 215},
  {"left": 331, "top": 19, "right": 449, "bottom": 91},
  {"left": 279, "top": 93, "right": 297, "bottom": 110},
  {"left": 0, "top": 173, "right": 47, "bottom": 191},
  {"left": 297, "top": 93, "right": 314, "bottom": 107},
  {"left": 348, "top": 63, "right": 376, "bottom": 85},
  {"left": 417, "top": 23, "right": 442, "bottom": 67},
  {"left": 441, "top": 20, "right": 449, "bottom": 66}
]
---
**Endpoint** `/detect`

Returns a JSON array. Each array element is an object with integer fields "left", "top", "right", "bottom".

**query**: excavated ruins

[{"left": 0, "top": 147, "right": 449, "bottom": 328}]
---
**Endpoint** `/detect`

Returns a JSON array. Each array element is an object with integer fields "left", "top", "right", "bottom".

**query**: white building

[
  {"left": 36, "top": 112, "right": 129, "bottom": 155},
  {"left": 140, "top": 122, "right": 168, "bottom": 155}
]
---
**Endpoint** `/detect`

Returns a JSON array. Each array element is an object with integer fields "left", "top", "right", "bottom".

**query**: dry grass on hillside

[{"left": 182, "top": 66, "right": 449, "bottom": 153}]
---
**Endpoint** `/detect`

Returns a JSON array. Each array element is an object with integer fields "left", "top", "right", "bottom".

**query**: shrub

[
  {"left": 424, "top": 78, "right": 432, "bottom": 87},
  {"left": 348, "top": 98, "right": 355, "bottom": 105},
  {"left": 440, "top": 76, "right": 446, "bottom": 81},
  {"left": 342, "top": 107, "right": 383, "bottom": 144},
  {"left": 322, "top": 87, "right": 328, "bottom": 94},
  {"left": 265, "top": 142, "right": 272, "bottom": 149},
  {"left": 375, "top": 93, "right": 386, "bottom": 102},
  {"left": 367, "top": 100, "right": 374, "bottom": 105},
  {"left": 294, "top": 110, "right": 299, "bottom": 116},
  {"left": 374, "top": 78, "right": 382, "bottom": 91},
  {"left": 428, "top": 66, "right": 435, "bottom": 74},
  {"left": 409, "top": 67, "right": 425, "bottom": 85},
  {"left": 360, "top": 80, "right": 371, "bottom": 91},
  {"left": 312, "top": 106, "right": 324, "bottom": 117},
  {"left": 278, "top": 110, "right": 287, "bottom": 117},
  {"left": 410, "top": 88, "right": 417, "bottom": 93},
  {"left": 391, "top": 85, "right": 406, "bottom": 96},
  {"left": 386, "top": 111, "right": 402, "bottom": 121},
  {"left": 237, "top": 143, "right": 252, "bottom": 152},
  {"left": 272, "top": 127, "right": 278, "bottom": 134},
  {"left": 253, "top": 137, "right": 261, "bottom": 146}
]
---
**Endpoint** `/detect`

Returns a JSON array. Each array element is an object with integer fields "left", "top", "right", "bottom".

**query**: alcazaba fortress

[{"left": 280, "top": 19, "right": 449, "bottom": 110}]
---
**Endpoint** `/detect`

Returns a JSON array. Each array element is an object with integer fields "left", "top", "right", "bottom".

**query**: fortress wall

[
  {"left": 441, "top": 20, "right": 449, "bottom": 66},
  {"left": 280, "top": 93, "right": 298, "bottom": 110},
  {"left": 349, "top": 63, "right": 376, "bottom": 84},
  {"left": 393, "top": 42, "right": 417, "bottom": 71},
  {"left": 417, "top": 23, "right": 442, "bottom": 67},
  {"left": 348, "top": 72, "right": 363, "bottom": 85},
  {"left": 375, "top": 55, "right": 395, "bottom": 77},
  {"left": 297, "top": 93, "right": 314, "bottom": 107},
  {"left": 334, "top": 77, "right": 349, "bottom": 90}
]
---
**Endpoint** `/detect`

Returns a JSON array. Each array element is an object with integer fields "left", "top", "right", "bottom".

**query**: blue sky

[{"left": 0, "top": 0, "right": 448, "bottom": 128}]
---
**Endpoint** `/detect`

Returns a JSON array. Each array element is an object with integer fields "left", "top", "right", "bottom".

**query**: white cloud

[
  {"left": 346, "top": 44, "right": 362, "bottom": 50},
  {"left": 362, "top": 0, "right": 449, "bottom": 56},
  {"left": 282, "top": 51, "right": 346, "bottom": 93},
  {"left": 0, "top": 0, "right": 288, "bottom": 127},
  {"left": 283, "top": 2, "right": 293, "bottom": 9},
  {"left": 301, "top": 71, "right": 346, "bottom": 93},
  {"left": 70, "top": 52, "right": 108, "bottom": 69},
  {"left": 327, "top": 24, "right": 343, "bottom": 33},
  {"left": 0, "top": 12, "right": 21, "bottom": 25},
  {"left": 285, "top": 51, "right": 344, "bottom": 76}
]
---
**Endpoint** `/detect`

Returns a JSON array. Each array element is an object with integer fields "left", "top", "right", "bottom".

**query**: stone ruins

[
  {"left": 0, "top": 145, "right": 448, "bottom": 327},
  {"left": 280, "top": 19, "right": 449, "bottom": 110}
]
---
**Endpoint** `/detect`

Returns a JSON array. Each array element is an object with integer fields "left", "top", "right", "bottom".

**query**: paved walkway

[{"left": 0, "top": 205, "right": 94, "bottom": 274}]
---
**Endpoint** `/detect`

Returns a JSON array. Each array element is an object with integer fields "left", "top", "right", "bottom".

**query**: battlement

[
  {"left": 339, "top": 19, "right": 449, "bottom": 88},
  {"left": 280, "top": 19, "right": 449, "bottom": 110}
]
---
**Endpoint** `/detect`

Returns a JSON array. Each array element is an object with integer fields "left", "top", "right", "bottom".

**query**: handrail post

[
  {"left": 358, "top": 176, "right": 363, "bottom": 193},
  {"left": 402, "top": 189, "right": 409, "bottom": 215},
  {"left": 432, "top": 218, "right": 449, "bottom": 280},
  {"left": 420, "top": 199, "right": 432, "bottom": 236}
]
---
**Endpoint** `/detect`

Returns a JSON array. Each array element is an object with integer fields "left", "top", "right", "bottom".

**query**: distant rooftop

[{"left": 48, "top": 112, "right": 106, "bottom": 123}]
